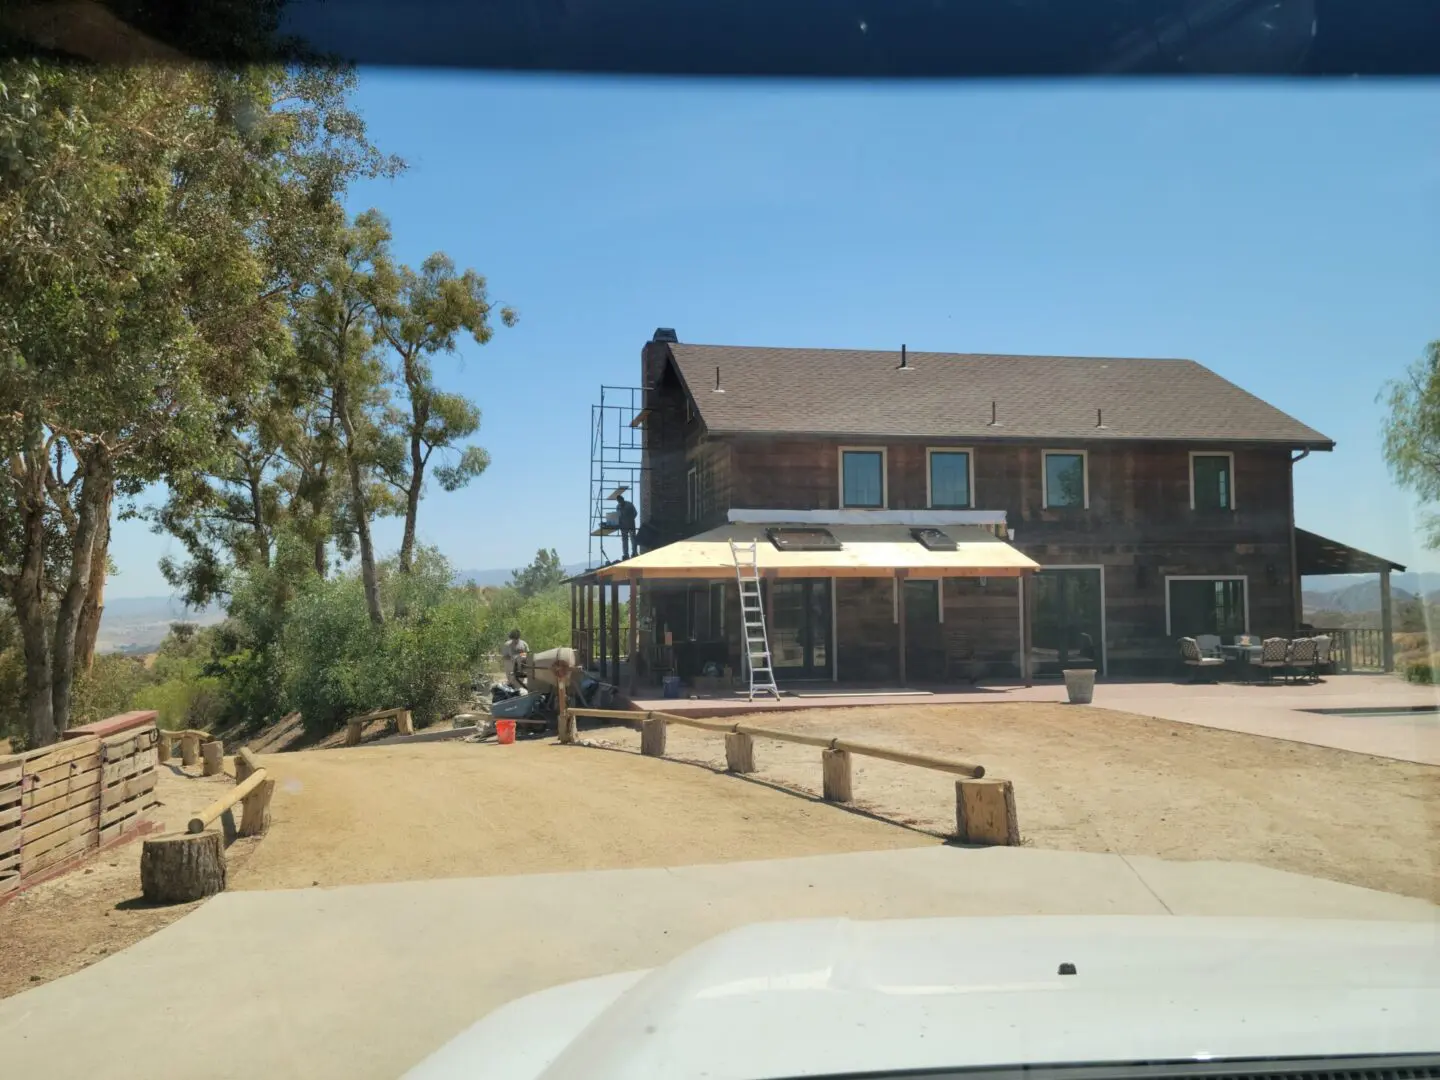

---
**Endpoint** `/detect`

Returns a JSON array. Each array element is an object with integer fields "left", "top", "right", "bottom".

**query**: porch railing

[{"left": 1311, "top": 627, "right": 1387, "bottom": 672}]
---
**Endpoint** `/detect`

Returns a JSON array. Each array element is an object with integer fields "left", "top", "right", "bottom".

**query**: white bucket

[{"left": 1063, "top": 668, "right": 1096, "bottom": 704}]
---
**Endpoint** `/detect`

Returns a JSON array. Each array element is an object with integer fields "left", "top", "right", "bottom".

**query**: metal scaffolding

[{"left": 588, "top": 384, "right": 649, "bottom": 568}]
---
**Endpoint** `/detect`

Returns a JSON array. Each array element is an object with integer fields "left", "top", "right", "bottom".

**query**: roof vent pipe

[
  {"left": 712, "top": 365, "right": 725, "bottom": 393},
  {"left": 897, "top": 344, "right": 912, "bottom": 371},
  {"left": 987, "top": 400, "right": 1000, "bottom": 427},
  {"left": 1096, "top": 408, "right": 1107, "bottom": 429}
]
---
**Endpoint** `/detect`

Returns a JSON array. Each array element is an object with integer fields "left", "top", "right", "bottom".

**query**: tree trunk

[
  {"left": 13, "top": 422, "right": 55, "bottom": 747},
  {"left": 335, "top": 381, "right": 383, "bottom": 626},
  {"left": 247, "top": 463, "right": 271, "bottom": 569},
  {"left": 140, "top": 831, "right": 227, "bottom": 903},
  {"left": 51, "top": 446, "right": 112, "bottom": 737},
  {"left": 74, "top": 483, "right": 112, "bottom": 674},
  {"left": 313, "top": 536, "right": 327, "bottom": 577},
  {"left": 398, "top": 428, "right": 423, "bottom": 574}
]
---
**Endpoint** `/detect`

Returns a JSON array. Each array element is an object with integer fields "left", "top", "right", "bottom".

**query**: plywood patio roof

[{"left": 592, "top": 523, "right": 1039, "bottom": 581}]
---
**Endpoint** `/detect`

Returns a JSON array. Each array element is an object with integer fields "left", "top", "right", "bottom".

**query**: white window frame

[
  {"left": 686, "top": 464, "right": 699, "bottom": 523},
  {"left": 838, "top": 446, "right": 888, "bottom": 509},
  {"left": 926, "top": 447, "right": 976, "bottom": 509},
  {"left": 1189, "top": 450, "right": 1237, "bottom": 511},
  {"left": 1164, "top": 575, "right": 1250, "bottom": 637},
  {"left": 1041, "top": 449, "right": 1089, "bottom": 510}
]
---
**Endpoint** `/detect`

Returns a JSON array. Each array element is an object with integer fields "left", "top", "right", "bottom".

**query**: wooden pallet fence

[
  {"left": 1, "top": 722, "right": 161, "bottom": 896},
  {"left": 567, "top": 707, "right": 1016, "bottom": 846}
]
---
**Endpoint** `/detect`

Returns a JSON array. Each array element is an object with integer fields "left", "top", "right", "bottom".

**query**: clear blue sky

[{"left": 106, "top": 74, "right": 1439, "bottom": 598}]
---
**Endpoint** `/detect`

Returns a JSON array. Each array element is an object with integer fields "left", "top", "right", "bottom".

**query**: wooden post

[
  {"left": 610, "top": 581, "right": 621, "bottom": 684},
  {"left": 396, "top": 709, "right": 414, "bottom": 736},
  {"left": 201, "top": 740, "right": 224, "bottom": 777},
  {"left": 1380, "top": 570, "right": 1395, "bottom": 673},
  {"left": 234, "top": 747, "right": 258, "bottom": 784},
  {"left": 140, "top": 831, "right": 226, "bottom": 903},
  {"left": 157, "top": 732, "right": 171, "bottom": 764},
  {"left": 1021, "top": 573, "right": 1035, "bottom": 689},
  {"left": 725, "top": 731, "right": 755, "bottom": 773},
  {"left": 180, "top": 731, "right": 201, "bottom": 767},
  {"left": 640, "top": 716, "right": 667, "bottom": 757},
  {"left": 557, "top": 678, "right": 575, "bottom": 744},
  {"left": 822, "top": 748, "right": 853, "bottom": 802},
  {"left": 628, "top": 575, "right": 639, "bottom": 696},
  {"left": 896, "top": 573, "right": 908, "bottom": 686},
  {"left": 955, "top": 778, "right": 1020, "bottom": 845},
  {"left": 238, "top": 777, "right": 275, "bottom": 837},
  {"left": 587, "top": 583, "right": 596, "bottom": 671},
  {"left": 344, "top": 720, "right": 363, "bottom": 747},
  {"left": 598, "top": 580, "right": 608, "bottom": 680}
]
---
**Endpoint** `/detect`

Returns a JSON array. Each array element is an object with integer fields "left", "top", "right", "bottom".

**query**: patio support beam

[
  {"left": 611, "top": 581, "right": 621, "bottom": 684},
  {"left": 1380, "top": 569, "right": 1394, "bottom": 673},
  {"left": 628, "top": 574, "right": 639, "bottom": 695},
  {"left": 1021, "top": 572, "right": 1034, "bottom": 689},
  {"left": 896, "top": 570, "right": 908, "bottom": 687},
  {"left": 598, "top": 582, "right": 607, "bottom": 678}
]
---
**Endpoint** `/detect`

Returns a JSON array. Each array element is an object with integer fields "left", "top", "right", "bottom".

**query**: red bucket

[{"left": 495, "top": 718, "right": 516, "bottom": 745}]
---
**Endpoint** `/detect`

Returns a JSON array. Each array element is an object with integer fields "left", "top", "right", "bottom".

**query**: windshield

[{"left": 0, "top": 4, "right": 1436, "bottom": 1079}]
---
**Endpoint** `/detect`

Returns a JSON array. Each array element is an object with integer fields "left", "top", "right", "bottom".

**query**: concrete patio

[{"left": 633, "top": 673, "right": 1440, "bottom": 766}]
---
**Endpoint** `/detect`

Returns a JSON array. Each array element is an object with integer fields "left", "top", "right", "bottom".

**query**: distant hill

[
  {"left": 1302, "top": 581, "right": 1416, "bottom": 616},
  {"left": 96, "top": 596, "right": 225, "bottom": 655},
  {"left": 457, "top": 561, "right": 589, "bottom": 588}
]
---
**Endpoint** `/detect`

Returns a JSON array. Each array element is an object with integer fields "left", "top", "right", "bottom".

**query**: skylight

[
  {"left": 911, "top": 527, "right": 958, "bottom": 551},
  {"left": 767, "top": 528, "right": 842, "bottom": 552}
]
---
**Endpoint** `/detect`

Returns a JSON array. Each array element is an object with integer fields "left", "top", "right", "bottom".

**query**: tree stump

[
  {"left": 821, "top": 748, "right": 852, "bottom": 803},
  {"left": 140, "top": 831, "right": 227, "bottom": 903},
  {"left": 180, "top": 732, "right": 201, "bottom": 767},
  {"left": 239, "top": 777, "right": 275, "bottom": 837},
  {"left": 396, "top": 709, "right": 414, "bottom": 736},
  {"left": 157, "top": 734, "right": 171, "bottom": 764},
  {"left": 201, "top": 740, "right": 224, "bottom": 776},
  {"left": 640, "top": 717, "right": 667, "bottom": 757},
  {"left": 955, "top": 778, "right": 1019, "bottom": 846},
  {"left": 725, "top": 732, "right": 756, "bottom": 773},
  {"left": 234, "top": 753, "right": 253, "bottom": 785}
]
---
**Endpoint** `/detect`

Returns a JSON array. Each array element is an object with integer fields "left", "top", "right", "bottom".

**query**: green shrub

[
  {"left": 71, "top": 654, "right": 160, "bottom": 727},
  {"left": 1403, "top": 657, "right": 1440, "bottom": 684}
]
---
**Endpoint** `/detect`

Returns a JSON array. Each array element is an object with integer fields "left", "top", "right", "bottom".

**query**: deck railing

[{"left": 1311, "top": 627, "right": 1388, "bottom": 672}]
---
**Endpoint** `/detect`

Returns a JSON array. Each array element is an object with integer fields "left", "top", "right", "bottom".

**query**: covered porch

[
  {"left": 570, "top": 512, "right": 1043, "bottom": 696},
  {"left": 1295, "top": 528, "right": 1406, "bottom": 673}
]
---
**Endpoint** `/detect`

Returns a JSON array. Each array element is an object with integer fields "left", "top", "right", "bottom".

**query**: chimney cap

[{"left": 652, "top": 327, "right": 679, "bottom": 343}]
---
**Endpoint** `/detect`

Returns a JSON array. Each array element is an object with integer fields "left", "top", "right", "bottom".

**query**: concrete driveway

[{"left": 2, "top": 845, "right": 1432, "bottom": 1080}]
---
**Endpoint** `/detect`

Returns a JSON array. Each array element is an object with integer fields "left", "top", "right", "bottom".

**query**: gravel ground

[
  {"left": 227, "top": 738, "right": 932, "bottom": 891},
  {"left": 584, "top": 702, "right": 1440, "bottom": 902},
  {"left": 0, "top": 765, "right": 263, "bottom": 999}
]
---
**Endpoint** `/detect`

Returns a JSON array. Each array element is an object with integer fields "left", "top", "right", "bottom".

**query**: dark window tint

[
  {"left": 1045, "top": 453, "right": 1085, "bottom": 508},
  {"left": 841, "top": 450, "right": 884, "bottom": 508},
  {"left": 1193, "top": 454, "right": 1232, "bottom": 510},
  {"left": 1169, "top": 578, "right": 1246, "bottom": 638},
  {"left": 929, "top": 451, "right": 971, "bottom": 508}
]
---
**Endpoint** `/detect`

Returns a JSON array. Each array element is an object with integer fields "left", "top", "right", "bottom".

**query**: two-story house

[{"left": 576, "top": 329, "right": 1398, "bottom": 691}]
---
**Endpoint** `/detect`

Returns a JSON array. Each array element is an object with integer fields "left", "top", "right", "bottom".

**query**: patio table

[{"left": 1219, "top": 644, "right": 1263, "bottom": 681}]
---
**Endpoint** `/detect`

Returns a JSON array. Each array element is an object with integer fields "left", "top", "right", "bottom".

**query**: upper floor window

[
  {"left": 839, "top": 448, "right": 886, "bottom": 508},
  {"left": 1190, "top": 452, "right": 1234, "bottom": 511},
  {"left": 927, "top": 449, "right": 973, "bottom": 509},
  {"left": 1042, "top": 450, "right": 1088, "bottom": 509}
]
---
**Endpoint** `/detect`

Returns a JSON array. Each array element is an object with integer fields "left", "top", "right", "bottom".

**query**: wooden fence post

[
  {"left": 397, "top": 709, "right": 414, "bottom": 736},
  {"left": 955, "top": 778, "right": 1019, "bottom": 846},
  {"left": 234, "top": 747, "right": 258, "bottom": 784},
  {"left": 557, "top": 685, "right": 576, "bottom": 744},
  {"left": 201, "top": 740, "right": 224, "bottom": 777},
  {"left": 180, "top": 731, "right": 201, "bottom": 767},
  {"left": 822, "top": 748, "right": 852, "bottom": 802},
  {"left": 640, "top": 717, "right": 667, "bottom": 757},
  {"left": 724, "top": 732, "right": 755, "bottom": 773},
  {"left": 157, "top": 733, "right": 171, "bottom": 764},
  {"left": 238, "top": 777, "right": 275, "bottom": 837}
]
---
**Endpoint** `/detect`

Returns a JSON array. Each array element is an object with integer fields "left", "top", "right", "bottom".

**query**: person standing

[
  {"left": 501, "top": 629, "right": 530, "bottom": 689},
  {"left": 614, "top": 491, "right": 639, "bottom": 560}
]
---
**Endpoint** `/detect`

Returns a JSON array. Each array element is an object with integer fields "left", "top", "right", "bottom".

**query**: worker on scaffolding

[{"left": 614, "top": 491, "right": 639, "bottom": 560}]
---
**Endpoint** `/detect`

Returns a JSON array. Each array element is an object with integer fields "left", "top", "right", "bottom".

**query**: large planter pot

[{"left": 1063, "top": 668, "right": 1096, "bottom": 705}]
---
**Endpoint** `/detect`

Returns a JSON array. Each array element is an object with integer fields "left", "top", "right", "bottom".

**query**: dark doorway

[
  {"left": 1032, "top": 568, "right": 1104, "bottom": 675},
  {"left": 768, "top": 578, "right": 831, "bottom": 680},
  {"left": 904, "top": 580, "right": 944, "bottom": 682}
]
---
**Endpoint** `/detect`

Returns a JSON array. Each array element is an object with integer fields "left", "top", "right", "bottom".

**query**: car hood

[{"left": 404, "top": 915, "right": 1440, "bottom": 1080}]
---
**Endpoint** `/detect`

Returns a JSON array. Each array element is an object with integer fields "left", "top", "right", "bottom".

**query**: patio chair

[
  {"left": 1250, "top": 637, "right": 1289, "bottom": 682},
  {"left": 1287, "top": 637, "right": 1319, "bottom": 684},
  {"left": 1179, "top": 637, "right": 1224, "bottom": 682},
  {"left": 1313, "top": 634, "right": 1333, "bottom": 677},
  {"left": 1195, "top": 634, "right": 1222, "bottom": 658}
]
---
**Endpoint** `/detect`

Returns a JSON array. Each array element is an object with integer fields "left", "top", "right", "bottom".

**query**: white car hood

[{"left": 405, "top": 915, "right": 1440, "bottom": 1080}]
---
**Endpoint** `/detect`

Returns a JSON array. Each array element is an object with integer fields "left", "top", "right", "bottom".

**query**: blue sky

[{"left": 106, "top": 75, "right": 1439, "bottom": 597}]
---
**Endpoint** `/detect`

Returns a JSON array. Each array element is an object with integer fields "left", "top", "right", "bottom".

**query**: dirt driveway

[
  {"left": 230, "top": 739, "right": 932, "bottom": 891},
  {"left": 585, "top": 703, "right": 1440, "bottom": 902}
]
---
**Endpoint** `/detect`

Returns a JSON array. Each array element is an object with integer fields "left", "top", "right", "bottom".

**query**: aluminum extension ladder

[{"left": 730, "top": 541, "right": 781, "bottom": 702}]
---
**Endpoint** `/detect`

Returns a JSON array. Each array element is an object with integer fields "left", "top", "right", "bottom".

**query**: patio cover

[
  {"left": 1295, "top": 528, "right": 1405, "bottom": 576},
  {"left": 592, "top": 523, "right": 1039, "bottom": 581}
]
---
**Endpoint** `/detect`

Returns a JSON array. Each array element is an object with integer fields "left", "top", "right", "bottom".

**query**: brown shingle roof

[{"left": 667, "top": 343, "right": 1333, "bottom": 448}]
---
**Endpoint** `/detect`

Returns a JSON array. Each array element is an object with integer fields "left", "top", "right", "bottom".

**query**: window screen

[
  {"left": 841, "top": 450, "right": 884, "bottom": 508},
  {"left": 929, "top": 451, "right": 971, "bottom": 508},
  {"left": 1192, "top": 454, "right": 1232, "bottom": 510}
]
